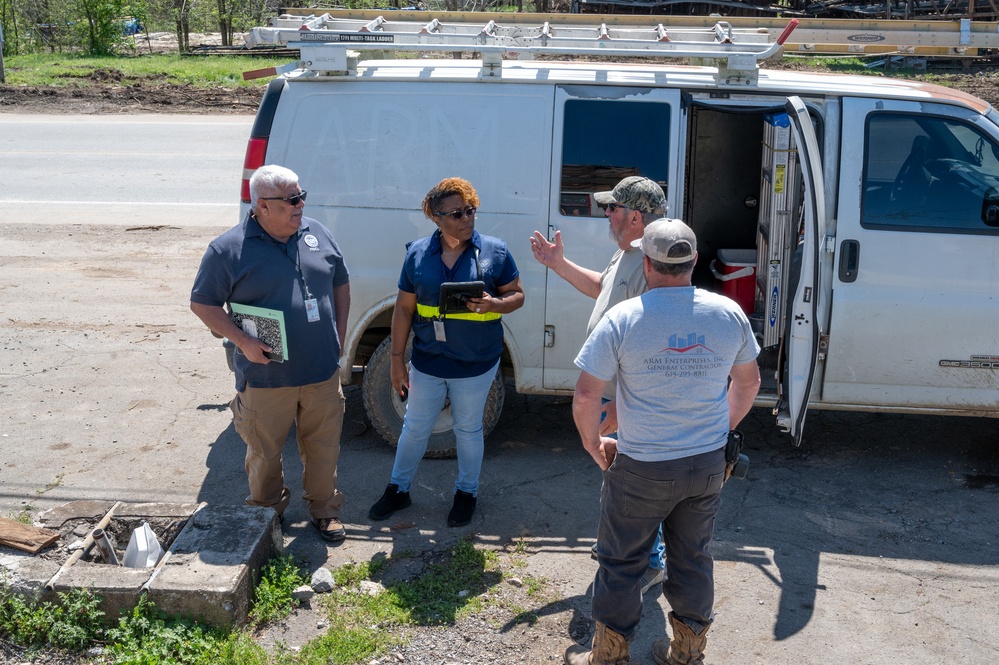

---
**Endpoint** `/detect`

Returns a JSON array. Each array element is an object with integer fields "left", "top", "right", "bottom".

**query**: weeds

[
  {"left": 35, "top": 473, "right": 64, "bottom": 495},
  {"left": 0, "top": 539, "right": 552, "bottom": 664},
  {"left": 249, "top": 554, "right": 307, "bottom": 625},
  {"left": 105, "top": 595, "right": 265, "bottom": 665},
  {"left": 6, "top": 504, "right": 33, "bottom": 524},
  {"left": 0, "top": 585, "right": 104, "bottom": 650}
]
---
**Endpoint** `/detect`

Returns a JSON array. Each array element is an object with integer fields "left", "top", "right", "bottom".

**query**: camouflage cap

[
  {"left": 631, "top": 218, "right": 697, "bottom": 264},
  {"left": 593, "top": 176, "right": 667, "bottom": 215}
]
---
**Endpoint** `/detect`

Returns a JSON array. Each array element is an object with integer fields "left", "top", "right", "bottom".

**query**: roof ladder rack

[{"left": 245, "top": 12, "right": 800, "bottom": 83}]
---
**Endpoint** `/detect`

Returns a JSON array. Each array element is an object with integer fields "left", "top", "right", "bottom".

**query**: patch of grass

[
  {"left": 308, "top": 539, "right": 506, "bottom": 663},
  {"left": 35, "top": 473, "right": 64, "bottom": 495},
  {"left": 523, "top": 575, "right": 547, "bottom": 597},
  {"left": 249, "top": 553, "right": 308, "bottom": 625},
  {"left": 7, "top": 504, "right": 33, "bottom": 524},
  {"left": 4, "top": 53, "right": 292, "bottom": 88},
  {"left": 0, "top": 542, "right": 554, "bottom": 665}
]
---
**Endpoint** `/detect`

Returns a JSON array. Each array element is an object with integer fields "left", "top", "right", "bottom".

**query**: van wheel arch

[{"left": 361, "top": 336, "right": 504, "bottom": 459}]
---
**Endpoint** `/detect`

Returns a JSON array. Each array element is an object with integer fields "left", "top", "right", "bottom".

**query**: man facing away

[
  {"left": 565, "top": 218, "right": 761, "bottom": 665},
  {"left": 190, "top": 164, "right": 351, "bottom": 543},
  {"left": 531, "top": 175, "right": 668, "bottom": 594}
]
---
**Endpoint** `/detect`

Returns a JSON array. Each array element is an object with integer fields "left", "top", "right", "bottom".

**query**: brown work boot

[
  {"left": 651, "top": 612, "right": 709, "bottom": 665},
  {"left": 564, "top": 621, "right": 630, "bottom": 664}
]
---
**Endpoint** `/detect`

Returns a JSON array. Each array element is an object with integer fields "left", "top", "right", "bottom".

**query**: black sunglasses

[
  {"left": 263, "top": 190, "right": 308, "bottom": 206},
  {"left": 606, "top": 202, "right": 631, "bottom": 212},
  {"left": 434, "top": 206, "right": 477, "bottom": 221}
]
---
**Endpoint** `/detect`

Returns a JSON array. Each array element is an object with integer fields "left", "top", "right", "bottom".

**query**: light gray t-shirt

[
  {"left": 586, "top": 247, "right": 648, "bottom": 400},
  {"left": 586, "top": 247, "right": 648, "bottom": 336},
  {"left": 575, "top": 286, "right": 760, "bottom": 462}
]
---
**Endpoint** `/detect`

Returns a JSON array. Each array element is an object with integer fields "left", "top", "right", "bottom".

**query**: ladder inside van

[{"left": 244, "top": 12, "right": 800, "bottom": 83}]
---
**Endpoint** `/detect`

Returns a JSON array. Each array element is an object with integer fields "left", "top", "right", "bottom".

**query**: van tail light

[{"left": 240, "top": 137, "right": 268, "bottom": 203}]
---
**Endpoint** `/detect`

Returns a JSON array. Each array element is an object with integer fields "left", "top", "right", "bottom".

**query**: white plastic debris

[{"left": 122, "top": 522, "right": 164, "bottom": 568}]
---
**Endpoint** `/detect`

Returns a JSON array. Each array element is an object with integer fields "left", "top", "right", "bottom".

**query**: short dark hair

[{"left": 422, "top": 177, "right": 481, "bottom": 220}]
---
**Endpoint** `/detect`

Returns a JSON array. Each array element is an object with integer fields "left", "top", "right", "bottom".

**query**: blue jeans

[
  {"left": 592, "top": 449, "right": 726, "bottom": 638},
  {"left": 601, "top": 398, "right": 666, "bottom": 571},
  {"left": 390, "top": 361, "right": 498, "bottom": 496}
]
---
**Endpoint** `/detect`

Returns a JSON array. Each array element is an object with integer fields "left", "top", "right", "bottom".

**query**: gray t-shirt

[
  {"left": 575, "top": 286, "right": 760, "bottom": 462},
  {"left": 586, "top": 247, "right": 648, "bottom": 400},
  {"left": 586, "top": 247, "right": 648, "bottom": 336}
]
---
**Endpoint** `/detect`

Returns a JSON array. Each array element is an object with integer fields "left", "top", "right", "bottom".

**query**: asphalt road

[
  {"left": 1, "top": 113, "right": 998, "bottom": 664},
  {"left": 0, "top": 114, "right": 250, "bottom": 227}
]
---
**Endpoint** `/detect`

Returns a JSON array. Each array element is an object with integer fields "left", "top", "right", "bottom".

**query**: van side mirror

[{"left": 983, "top": 188, "right": 999, "bottom": 227}]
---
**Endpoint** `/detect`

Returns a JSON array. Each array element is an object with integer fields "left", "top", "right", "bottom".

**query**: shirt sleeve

[
  {"left": 493, "top": 242, "right": 519, "bottom": 287},
  {"left": 734, "top": 311, "right": 762, "bottom": 364},
  {"left": 329, "top": 238, "right": 350, "bottom": 288},
  {"left": 190, "top": 244, "right": 231, "bottom": 307},
  {"left": 574, "top": 315, "right": 620, "bottom": 383},
  {"left": 398, "top": 248, "right": 416, "bottom": 293}
]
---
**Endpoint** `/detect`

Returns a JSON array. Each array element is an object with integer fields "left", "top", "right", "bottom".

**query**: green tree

[{"left": 76, "top": 0, "right": 131, "bottom": 54}]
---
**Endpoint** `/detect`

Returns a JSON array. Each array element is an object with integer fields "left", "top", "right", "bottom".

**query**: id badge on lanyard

[
  {"left": 305, "top": 298, "right": 320, "bottom": 323},
  {"left": 433, "top": 320, "right": 447, "bottom": 342}
]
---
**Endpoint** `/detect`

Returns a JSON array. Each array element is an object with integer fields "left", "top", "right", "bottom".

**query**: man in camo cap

[{"left": 530, "top": 175, "right": 668, "bottom": 596}]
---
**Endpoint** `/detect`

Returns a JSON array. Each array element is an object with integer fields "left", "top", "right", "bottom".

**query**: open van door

[{"left": 775, "top": 96, "right": 824, "bottom": 445}]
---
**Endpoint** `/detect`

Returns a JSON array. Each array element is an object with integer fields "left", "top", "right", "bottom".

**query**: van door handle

[{"left": 838, "top": 239, "right": 860, "bottom": 283}]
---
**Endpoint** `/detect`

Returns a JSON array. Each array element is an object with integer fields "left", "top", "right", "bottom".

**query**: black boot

[
  {"left": 447, "top": 490, "right": 477, "bottom": 527},
  {"left": 368, "top": 483, "right": 412, "bottom": 521}
]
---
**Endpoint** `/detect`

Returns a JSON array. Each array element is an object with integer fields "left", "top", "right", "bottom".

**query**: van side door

[
  {"left": 541, "top": 86, "right": 684, "bottom": 390},
  {"left": 777, "top": 97, "right": 825, "bottom": 444},
  {"left": 827, "top": 98, "right": 999, "bottom": 412}
]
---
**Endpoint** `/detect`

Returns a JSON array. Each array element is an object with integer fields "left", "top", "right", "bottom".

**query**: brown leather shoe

[{"left": 312, "top": 517, "right": 346, "bottom": 542}]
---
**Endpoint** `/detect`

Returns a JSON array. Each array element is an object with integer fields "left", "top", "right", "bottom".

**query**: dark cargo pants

[{"left": 591, "top": 448, "right": 726, "bottom": 637}]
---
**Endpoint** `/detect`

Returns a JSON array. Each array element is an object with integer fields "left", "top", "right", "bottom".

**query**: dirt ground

[{"left": 2, "top": 218, "right": 999, "bottom": 664}]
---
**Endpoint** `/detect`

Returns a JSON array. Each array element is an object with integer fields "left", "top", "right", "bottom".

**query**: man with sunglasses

[
  {"left": 190, "top": 164, "right": 351, "bottom": 544},
  {"left": 530, "top": 175, "right": 668, "bottom": 596}
]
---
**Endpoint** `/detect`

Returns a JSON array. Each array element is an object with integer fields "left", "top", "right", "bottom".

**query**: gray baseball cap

[
  {"left": 631, "top": 218, "right": 697, "bottom": 264},
  {"left": 593, "top": 176, "right": 667, "bottom": 215}
]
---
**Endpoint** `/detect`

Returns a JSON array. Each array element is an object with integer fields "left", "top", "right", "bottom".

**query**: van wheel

[{"left": 362, "top": 336, "right": 505, "bottom": 459}]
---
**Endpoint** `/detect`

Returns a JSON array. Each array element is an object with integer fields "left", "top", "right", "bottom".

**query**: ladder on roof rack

[{"left": 244, "top": 12, "right": 799, "bottom": 83}]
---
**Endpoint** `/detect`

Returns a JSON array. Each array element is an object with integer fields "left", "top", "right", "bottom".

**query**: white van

[{"left": 238, "top": 13, "right": 999, "bottom": 456}]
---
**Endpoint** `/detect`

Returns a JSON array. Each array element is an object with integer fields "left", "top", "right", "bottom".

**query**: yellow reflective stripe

[
  {"left": 446, "top": 311, "right": 502, "bottom": 321},
  {"left": 416, "top": 303, "right": 501, "bottom": 321},
  {"left": 416, "top": 303, "right": 438, "bottom": 318}
]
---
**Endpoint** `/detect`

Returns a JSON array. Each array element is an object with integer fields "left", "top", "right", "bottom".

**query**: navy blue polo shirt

[
  {"left": 191, "top": 213, "right": 349, "bottom": 391},
  {"left": 400, "top": 229, "right": 518, "bottom": 379}
]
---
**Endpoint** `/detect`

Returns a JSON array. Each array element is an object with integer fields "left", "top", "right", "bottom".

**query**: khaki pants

[{"left": 230, "top": 374, "right": 345, "bottom": 520}]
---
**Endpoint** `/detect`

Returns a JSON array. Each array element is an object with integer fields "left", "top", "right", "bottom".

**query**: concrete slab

[
  {"left": 148, "top": 504, "right": 281, "bottom": 628},
  {"left": 1, "top": 502, "right": 280, "bottom": 629}
]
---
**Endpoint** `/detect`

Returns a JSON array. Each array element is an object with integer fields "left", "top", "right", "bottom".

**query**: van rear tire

[{"left": 362, "top": 336, "right": 505, "bottom": 459}]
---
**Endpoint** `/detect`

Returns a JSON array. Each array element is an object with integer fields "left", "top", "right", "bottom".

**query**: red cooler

[{"left": 710, "top": 249, "right": 757, "bottom": 315}]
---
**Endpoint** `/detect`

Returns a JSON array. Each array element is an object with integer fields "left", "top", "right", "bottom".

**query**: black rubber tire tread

[{"left": 362, "top": 336, "right": 504, "bottom": 459}]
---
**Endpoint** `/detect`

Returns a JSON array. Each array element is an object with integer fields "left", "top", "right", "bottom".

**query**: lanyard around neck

[{"left": 258, "top": 218, "right": 313, "bottom": 302}]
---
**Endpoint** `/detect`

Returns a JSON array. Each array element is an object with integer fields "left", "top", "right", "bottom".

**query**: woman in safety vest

[{"left": 368, "top": 177, "right": 525, "bottom": 527}]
